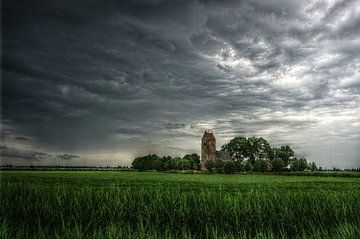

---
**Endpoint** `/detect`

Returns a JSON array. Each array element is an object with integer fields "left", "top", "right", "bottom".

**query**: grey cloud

[
  {"left": 322, "top": 0, "right": 355, "bottom": 23},
  {"left": 2, "top": 0, "right": 359, "bottom": 168},
  {"left": 1, "top": 132, "right": 31, "bottom": 142},
  {"left": 114, "top": 127, "right": 150, "bottom": 136},
  {"left": 0, "top": 145, "right": 50, "bottom": 161},
  {"left": 0, "top": 144, "right": 81, "bottom": 162},
  {"left": 56, "top": 154, "right": 80, "bottom": 160},
  {"left": 165, "top": 123, "right": 187, "bottom": 130},
  {"left": 15, "top": 136, "right": 29, "bottom": 141}
]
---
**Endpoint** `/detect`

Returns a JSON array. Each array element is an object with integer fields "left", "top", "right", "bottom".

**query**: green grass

[{"left": 1, "top": 171, "right": 360, "bottom": 238}]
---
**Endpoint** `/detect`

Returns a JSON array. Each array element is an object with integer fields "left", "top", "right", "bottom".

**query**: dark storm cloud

[
  {"left": 0, "top": 144, "right": 81, "bottom": 164},
  {"left": 2, "top": 0, "right": 360, "bottom": 168},
  {"left": 0, "top": 145, "right": 50, "bottom": 161},
  {"left": 165, "top": 123, "right": 187, "bottom": 130},
  {"left": 56, "top": 153, "right": 80, "bottom": 160}
]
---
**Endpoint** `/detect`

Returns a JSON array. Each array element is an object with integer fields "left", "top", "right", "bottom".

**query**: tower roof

[{"left": 203, "top": 131, "right": 215, "bottom": 140}]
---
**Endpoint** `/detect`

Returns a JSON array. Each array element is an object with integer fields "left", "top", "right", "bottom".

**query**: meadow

[{"left": 1, "top": 171, "right": 360, "bottom": 238}]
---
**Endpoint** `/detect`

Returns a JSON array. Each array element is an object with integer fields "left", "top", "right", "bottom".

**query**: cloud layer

[{"left": 2, "top": 0, "right": 360, "bottom": 168}]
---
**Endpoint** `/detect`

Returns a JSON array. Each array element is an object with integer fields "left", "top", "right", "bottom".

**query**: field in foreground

[{"left": 1, "top": 171, "right": 360, "bottom": 239}]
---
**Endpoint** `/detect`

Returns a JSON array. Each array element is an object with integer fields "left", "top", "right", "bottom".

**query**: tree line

[
  {"left": 214, "top": 136, "right": 317, "bottom": 173},
  {"left": 132, "top": 136, "right": 317, "bottom": 173},
  {"left": 132, "top": 154, "right": 201, "bottom": 171}
]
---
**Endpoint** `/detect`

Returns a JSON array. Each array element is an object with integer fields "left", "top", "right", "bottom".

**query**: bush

[
  {"left": 291, "top": 158, "right": 308, "bottom": 171},
  {"left": 309, "top": 162, "right": 317, "bottom": 171},
  {"left": 204, "top": 160, "right": 216, "bottom": 173},
  {"left": 243, "top": 160, "right": 252, "bottom": 171},
  {"left": 154, "top": 156, "right": 171, "bottom": 171},
  {"left": 182, "top": 154, "right": 201, "bottom": 170},
  {"left": 214, "top": 160, "right": 224, "bottom": 173},
  {"left": 222, "top": 161, "right": 236, "bottom": 174},
  {"left": 272, "top": 158, "right": 284, "bottom": 172},
  {"left": 234, "top": 160, "right": 244, "bottom": 172},
  {"left": 253, "top": 160, "right": 268, "bottom": 172},
  {"left": 132, "top": 154, "right": 160, "bottom": 171}
]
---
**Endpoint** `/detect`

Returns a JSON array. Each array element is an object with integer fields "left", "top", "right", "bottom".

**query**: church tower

[{"left": 201, "top": 131, "right": 216, "bottom": 169}]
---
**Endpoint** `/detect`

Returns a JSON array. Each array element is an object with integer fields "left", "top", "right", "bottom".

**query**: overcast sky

[{"left": 1, "top": 0, "right": 360, "bottom": 168}]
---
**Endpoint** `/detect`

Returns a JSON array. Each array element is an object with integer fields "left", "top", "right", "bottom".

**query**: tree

[
  {"left": 272, "top": 145, "right": 295, "bottom": 166},
  {"left": 253, "top": 159, "right": 268, "bottom": 172},
  {"left": 234, "top": 160, "right": 244, "bottom": 172},
  {"left": 221, "top": 137, "right": 272, "bottom": 166},
  {"left": 154, "top": 156, "right": 172, "bottom": 171},
  {"left": 247, "top": 137, "right": 273, "bottom": 163},
  {"left": 164, "top": 156, "right": 177, "bottom": 170},
  {"left": 182, "top": 153, "right": 200, "bottom": 170},
  {"left": 222, "top": 161, "right": 236, "bottom": 174},
  {"left": 243, "top": 160, "right": 252, "bottom": 171},
  {"left": 271, "top": 158, "right": 284, "bottom": 172},
  {"left": 173, "top": 157, "right": 183, "bottom": 170},
  {"left": 204, "top": 160, "right": 216, "bottom": 173},
  {"left": 298, "top": 158, "right": 308, "bottom": 171},
  {"left": 291, "top": 157, "right": 308, "bottom": 171},
  {"left": 132, "top": 154, "right": 160, "bottom": 171},
  {"left": 221, "top": 137, "right": 247, "bottom": 161},
  {"left": 178, "top": 159, "right": 192, "bottom": 170},
  {"left": 308, "top": 161, "right": 317, "bottom": 171},
  {"left": 214, "top": 160, "right": 224, "bottom": 173}
]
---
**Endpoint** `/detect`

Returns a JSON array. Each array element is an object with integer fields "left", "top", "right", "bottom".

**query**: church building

[{"left": 200, "top": 131, "right": 231, "bottom": 170}]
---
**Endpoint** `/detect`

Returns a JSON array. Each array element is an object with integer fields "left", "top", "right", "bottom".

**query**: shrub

[
  {"left": 132, "top": 154, "right": 160, "bottom": 171},
  {"left": 253, "top": 159, "right": 268, "bottom": 172},
  {"left": 272, "top": 158, "right": 284, "bottom": 172},
  {"left": 222, "top": 161, "right": 236, "bottom": 174},
  {"left": 243, "top": 160, "right": 252, "bottom": 171},
  {"left": 291, "top": 158, "right": 308, "bottom": 171},
  {"left": 309, "top": 162, "right": 317, "bottom": 171},
  {"left": 214, "top": 160, "right": 224, "bottom": 173},
  {"left": 234, "top": 160, "right": 244, "bottom": 172},
  {"left": 204, "top": 160, "right": 216, "bottom": 173}
]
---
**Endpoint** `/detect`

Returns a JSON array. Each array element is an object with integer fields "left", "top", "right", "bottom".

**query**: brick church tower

[{"left": 201, "top": 131, "right": 216, "bottom": 169}]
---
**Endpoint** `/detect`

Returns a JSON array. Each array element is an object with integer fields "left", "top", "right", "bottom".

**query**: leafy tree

[
  {"left": 253, "top": 159, "right": 268, "bottom": 172},
  {"left": 214, "top": 160, "right": 224, "bottom": 173},
  {"left": 182, "top": 153, "right": 201, "bottom": 170},
  {"left": 173, "top": 157, "right": 182, "bottom": 170},
  {"left": 298, "top": 158, "right": 308, "bottom": 171},
  {"left": 271, "top": 158, "right": 284, "bottom": 172},
  {"left": 243, "top": 160, "right": 252, "bottom": 171},
  {"left": 191, "top": 153, "right": 201, "bottom": 165},
  {"left": 221, "top": 137, "right": 247, "bottom": 161},
  {"left": 272, "top": 145, "right": 295, "bottom": 166},
  {"left": 204, "top": 160, "right": 216, "bottom": 173},
  {"left": 308, "top": 161, "right": 317, "bottom": 171},
  {"left": 164, "top": 156, "right": 177, "bottom": 170},
  {"left": 179, "top": 159, "right": 192, "bottom": 170},
  {"left": 247, "top": 137, "right": 273, "bottom": 163},
  {"left": 132, "top": 154, "right": 160, "bottom": 171},
  {"left": 291, "top": 157, "right": 308, "bottom": 171},
  {"left": 221, "top": 137, "right": 272, "bottom": 166},
  {"left": 234, "top": 160, "right": 244, "bottom": 172},
  {"left": 154, "top": 156, "right": 172, "bottom": 171},
  {"left": 222, "top": 161, "right": 236, "bottom": 174}
]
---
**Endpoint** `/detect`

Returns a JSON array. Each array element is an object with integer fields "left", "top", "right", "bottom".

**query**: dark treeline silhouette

[
  {"left": 132, "top": 136, "right": 323, "bottom": 173},
  {"left": 205, "top": 136, "right": 317, "bottom": 173},
  {"left": 132, "top": 154, "right": 200, "bottom": 171}
]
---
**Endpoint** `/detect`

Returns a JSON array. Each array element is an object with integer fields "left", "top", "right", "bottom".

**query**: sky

[{"left": 1, "top": 0, "right": 360, "bottom": 168}]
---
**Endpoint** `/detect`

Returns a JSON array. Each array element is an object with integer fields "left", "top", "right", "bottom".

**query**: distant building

[
  {"left": 201, "top": 131, "right": 216, "bottom": 162},
  {"left": 200, "top": 131, "right": 231, "bottom": 170}
]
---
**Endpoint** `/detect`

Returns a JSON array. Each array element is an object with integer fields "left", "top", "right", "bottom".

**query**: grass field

[{"left": 1, "top": 171, "right": 360, "bottom": 238}]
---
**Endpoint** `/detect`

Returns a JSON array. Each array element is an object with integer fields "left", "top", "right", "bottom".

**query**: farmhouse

[{"left": 200, "top": 131, "right": 231, "bottom": 170}]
